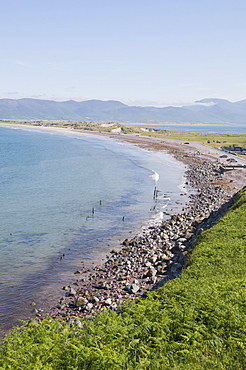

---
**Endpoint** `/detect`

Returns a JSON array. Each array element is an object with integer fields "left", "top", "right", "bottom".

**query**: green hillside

[{"left": 0, "top": 187, "right": 245, "bottom": 369}]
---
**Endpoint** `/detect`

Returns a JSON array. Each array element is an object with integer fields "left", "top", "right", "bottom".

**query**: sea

[
  {"left": 125, "top": 122, "right": 246, "bottom": 134},
  {"left": 0, "top": 125, "right": 189, "bottom": 336}
]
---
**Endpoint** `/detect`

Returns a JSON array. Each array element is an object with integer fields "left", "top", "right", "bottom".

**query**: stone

[
  {"left": 85, "top": 303, "right": 94, "bottom": 311},
  {"left": 75, "top": 296, "right": 88, "bottom": 307},
  {"left": 123, "top": 283, "right": 131, "bottom": 292},
  {"left": 146, "top": 267, "right": 157, "bottom": 277},
  {"left": 145, "top": 261, "right": 152, "bottom": 267},
  {"left": 150, "top": 276, "right": 157, "bottom": 284},
  {"left": 75, "top": 320, "right": 83, "bottom": 328},
  {"left": 96, "top": 282, "right": 109, "bottom": 290},
  {"left": 150, "top": 255, "right": 158, "bottom": 263},
  {"left": 56, "top": 303, "right": 65, "bottom": 310},
  {"left": 124, "top": 283, "right": 140, "bottom": 294},
  {"left": 67, "top": 287, "right": 77, "bottom": 297},
  {"left": 104, "top": 298, "right": 112, "bottom": 306},
  {"left": 91, "top": 296, "right": 99, "bottom": 303},
  {"left": 129, "top": 283, "right": 140, "bottom": 294}
]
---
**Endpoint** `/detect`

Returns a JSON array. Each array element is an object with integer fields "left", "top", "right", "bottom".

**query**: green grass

[
  {"left": 122, "top": 125, "right": 246, "bottom": 149},
  {"left": 0, "top": 187, "right": 246, "bottom": 369},
  {"left": 1, "top": 119, "right": 246, "bottom": 149},
  {"left": 0, "top": 119, "right": 121, "bottom": 133}
]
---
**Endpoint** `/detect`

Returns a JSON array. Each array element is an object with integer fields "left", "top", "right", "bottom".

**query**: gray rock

[
  {"left": 68, "top": 287, "right": 77, "bottom": 296},
  {"left": 129, "top": 283, "right": 140, "bottom": 294}
]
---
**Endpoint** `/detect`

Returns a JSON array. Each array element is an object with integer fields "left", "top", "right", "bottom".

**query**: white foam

[
  {"left": 150, "top": 170, "right": 159, "bottom": 182},
  {"left": 155, "top": 210, "right": 164, "bottom": 222}
]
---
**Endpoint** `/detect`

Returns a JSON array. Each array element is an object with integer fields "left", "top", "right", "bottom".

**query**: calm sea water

[
  {"left": 125, "top": 123, "right": 246, "bottom": 134},
  {"left": 0, "top": 125, "right": 188, "bottom": 334}
]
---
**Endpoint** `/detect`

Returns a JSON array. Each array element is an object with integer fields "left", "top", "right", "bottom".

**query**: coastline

[
  {"left": 1, "top": 123, "right": 246, "bottom": 329},
  {"left": 46, "top": 133, "right": 245, "bottom": 321}
]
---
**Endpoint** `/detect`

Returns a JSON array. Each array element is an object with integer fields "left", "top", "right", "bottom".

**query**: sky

[{"left": 0, "top": 0, "right": 246, "bottom": 106}]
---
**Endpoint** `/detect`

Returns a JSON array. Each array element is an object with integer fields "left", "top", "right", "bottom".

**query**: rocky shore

[{"left": 31, "top": 143, "right": 240, "bottom": 325}]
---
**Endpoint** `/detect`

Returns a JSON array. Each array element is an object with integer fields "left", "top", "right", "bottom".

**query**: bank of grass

[
  {"left": 122, "top": 125, "right": 246, "bottom": 149},
  {"left": 0, "top": 188, "right": 245, "bottom": 369}
]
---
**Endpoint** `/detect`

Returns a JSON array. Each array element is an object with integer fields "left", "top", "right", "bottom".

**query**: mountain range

[{"left": 0, "top": 98, "right": 246, "bottom": 124}]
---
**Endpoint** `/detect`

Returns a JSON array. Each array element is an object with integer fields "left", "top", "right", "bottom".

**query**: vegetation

[
  {"left": 0, "top": 119, "right": 122, "bottom": 133},
  {"left": 123, "top": 125, "right": 246, "bottom": 149},
  {"left": 0, "top": 187, "right": 246, "bottom": 369},
  {"left": 1, "top": 119, "right": 246, "bottom": 149}
]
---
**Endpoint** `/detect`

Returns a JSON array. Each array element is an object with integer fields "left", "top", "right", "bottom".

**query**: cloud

[{"left": 14, "top": 60, "right": 29, "bottom": 67}]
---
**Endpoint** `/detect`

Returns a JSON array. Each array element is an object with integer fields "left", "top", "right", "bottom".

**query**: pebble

[{"left": 45, "top": 150, "right": 237, "bottom": 322}]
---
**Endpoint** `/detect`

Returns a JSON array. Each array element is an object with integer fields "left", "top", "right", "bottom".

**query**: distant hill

[{"left": 0, "top": 97, "right": 246, "bottom": 124}]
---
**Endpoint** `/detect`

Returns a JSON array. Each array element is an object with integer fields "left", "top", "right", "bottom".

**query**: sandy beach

[{"left": 1, "top": 123, "right": 246, "bottom": 325}]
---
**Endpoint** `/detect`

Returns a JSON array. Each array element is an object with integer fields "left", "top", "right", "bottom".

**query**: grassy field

[
  {"left": 121, "top": 125, "right": 246, "bottom": 149},
  {"left": 0, "top": 187, "right": 245, "bottom": 369}
]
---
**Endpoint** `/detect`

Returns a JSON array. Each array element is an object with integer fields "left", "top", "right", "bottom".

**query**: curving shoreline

[
  {"left": 32, "top": 132, "right": 245, "bottom": 323},
  {"left": 1, "top": 124, "right": 245, "bottom": 329}
]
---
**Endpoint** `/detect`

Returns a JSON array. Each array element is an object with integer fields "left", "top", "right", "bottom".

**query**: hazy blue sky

[{"left": 1, "top": 0, "right": 246, "bottom": 106}]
